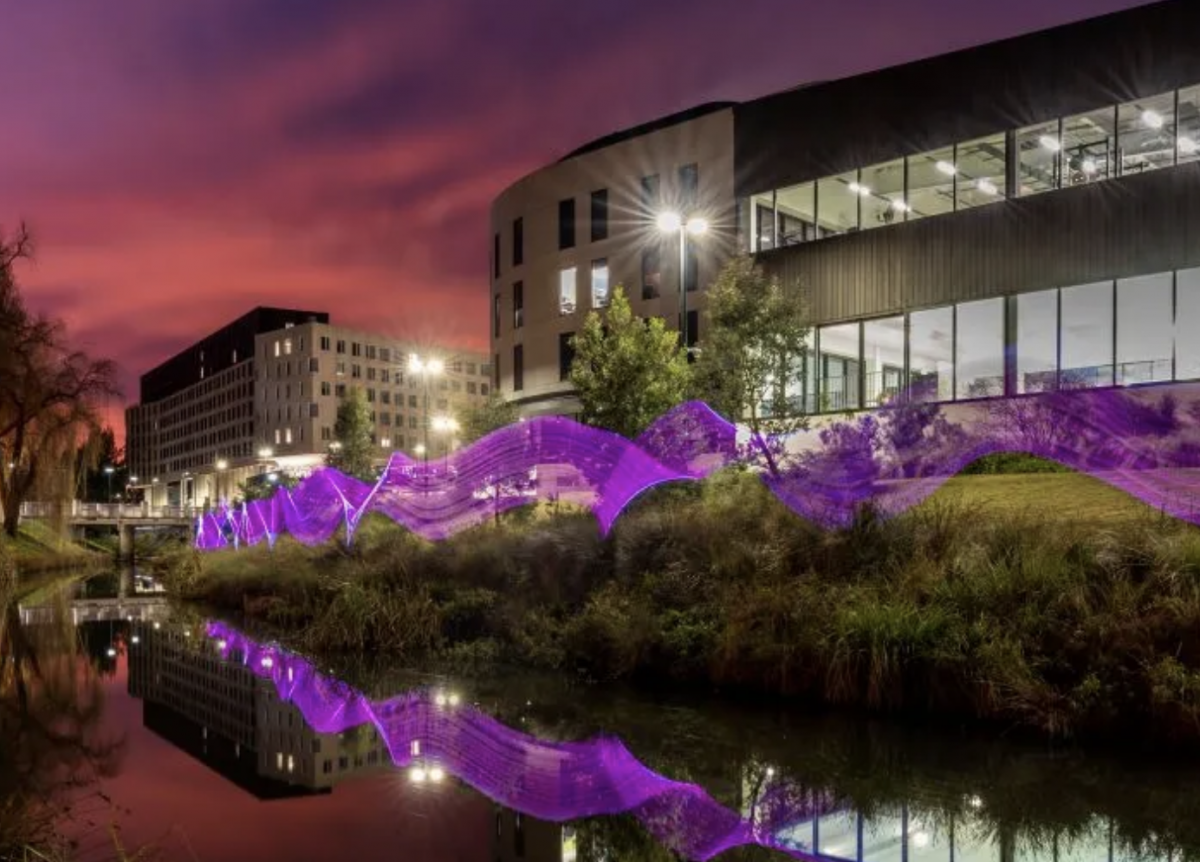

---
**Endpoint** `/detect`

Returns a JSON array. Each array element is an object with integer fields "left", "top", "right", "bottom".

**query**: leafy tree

[
  {"left": 691, "top": 256, "right": 811, "bottom": 475},
  {"left": 569, "top": 285, "right": 690, "bottom": 440},
  {"left": 237, "top": 471, "right": 300, "bottom": 503},
  {"left": 460, "top": 394, "right": 520, "bottom": 445},
  {"left": 326, "top": 386, "right": 375, "bottom": 481},
  {"left": 0, "top": 224, "right": 118, "bottom": 536},
  {"left": 77, "top": 427, "right": 125, "bottom": 502}
]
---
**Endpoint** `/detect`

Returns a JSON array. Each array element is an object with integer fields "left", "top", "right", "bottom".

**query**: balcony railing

[{"left": 18, "top": 501, "right": 198, "bottom": 520}]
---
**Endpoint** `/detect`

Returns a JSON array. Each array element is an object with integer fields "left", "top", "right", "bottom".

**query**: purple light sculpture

[
  {"left": 195, "top": 385, "right": 1200, "bottom": 550},
  {"left": 204, "top": 620, "right": 822, "bottom": 860}
]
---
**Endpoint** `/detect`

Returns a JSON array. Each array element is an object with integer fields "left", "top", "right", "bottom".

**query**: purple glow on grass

[
  {"left": 195, "top": 385, "right": 1200, "bottom": 549},
  {"left": 203, "top": 620, "right": 822, "bottom": 861}
]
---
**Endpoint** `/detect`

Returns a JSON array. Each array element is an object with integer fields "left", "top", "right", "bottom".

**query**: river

[{"left": 6, "top": 571, "right": 1200, "bottom": 861}]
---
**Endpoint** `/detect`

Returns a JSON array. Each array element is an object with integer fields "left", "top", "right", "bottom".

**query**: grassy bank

[
  {"left": 1, "top": 520, "right": 106, "bottom": 574},
  {"left": 164, "top": 468, "right": 1200, "bottom": 746}
]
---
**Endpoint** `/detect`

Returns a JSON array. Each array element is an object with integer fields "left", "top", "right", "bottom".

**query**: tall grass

[{"left": 164, "top": 469, "right": 1200, "bottom": 746}]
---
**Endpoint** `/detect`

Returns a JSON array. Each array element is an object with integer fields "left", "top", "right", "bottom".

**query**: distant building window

[
  {"left": 467, "top": 362, "right": 478, "bottom": 375},
  {"left": 381, "top": 369, "right": 390, "bottom": 383},
  {"left": 309, "top": 403, "right": 319, "bottom": 417},
  {"left": 559, "top": 267, "right": 577, "bottom": 315},
  {"left": 273, "top": 341, "right": 281, "bottom": 358},
  {"left": 366, "top": 345, "right": 376, "bottom": 359},
  {"left": 558, "top": 198, "right": 575, "bottom": 250},
  {"left": 285, "top": 428, "right": 293, "bottom": 444},
  {"left": 336, "top": 340, "right": 345, "bottom": 354},
  {"left": 513, "top": 344, "right": 524, "bottom": 391},
  {"left": 352, "top": 343, "right": 361, "bottom": 357},
  {"left": 367, "top": 367, "right": 376, "bottom": 381},
  {"left": 559, "top": 332, "right": 575, "bottom": 381},
  {"left": 320, "top": 336, "right": 331, "bottom": 351},
  {"left": 381, "top": 391, "right": 390, "bottom": 404},
  {"left": 591, "top": 260, "right": 609, "bottom": 308},
  {"left": 512, "top": 217, "right": 523, "bottom": 267},
  {"left": 408, "top": 395, "right": 418, "bottom": 408},
  {"left": 283, "top": 338, "right": 293, "bottom": 355},
  {"left": 641, "top": 174, "right": 660, "bottom": 212},
  {"left": 351, "top": 365, "right": 362, "bottom": 379},
  {"left": 467, "top": 382, "right": 477, "bottom": 394},
  {"left": 321, "top": 381, "right": 331, "bottom": 396},
  {"left": 679, "top": 163, "right": 699, "bottom": 207},
  {"left": 481, "top": 383, "right": 490, "bottom": 396},
  {"left": 642, "top": 247, "right": 662, "bottom": 300},
  {"left": 590, "top": 189, "right": 608, "bottom": 242},
  {"left": 336, "top": 384, "right": 346, "bottom": 398},
  {"left": 309, "top": 358, "right": 319, "bottom": 373},
  {"left": 274, "top": 428, "right": 281, "bottom": 445},
  {"left": 493, "top": 354, "right": 500, "bottom": 390},
  {"left": 513, "top": 281, "right": 524, "bottom": 329},
  {"left": 366, "top": 388, "right": 376, "bottom": 402},
  {"left": 380, "top": 347, "right": 390, "bottom": 363},
  {"left": 493, "top": 232, "right": 501, "bottom": 279},
  {"left": 494, "top": 293, "right": 502, "bottom": 338}
]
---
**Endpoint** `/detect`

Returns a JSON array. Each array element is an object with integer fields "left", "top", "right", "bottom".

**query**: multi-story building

[
  {"left": 126, "top": 309, "right": 491, "bottom": 507},
  {"left": 129, "top": 621, "right": 393, "bottom": 797},
  {"left": 491, "top": 0, "right": 1200, "bottom": 418}
]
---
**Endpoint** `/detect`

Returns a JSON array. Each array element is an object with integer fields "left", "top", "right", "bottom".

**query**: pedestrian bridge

[
  {"left": 19, "top": 501, "right": 197, "bottom": 527},
  {"left": 18, "top": 596, "right": 171, "bottom": 627}
]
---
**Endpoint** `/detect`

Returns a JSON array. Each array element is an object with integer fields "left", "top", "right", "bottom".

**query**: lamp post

[
  {"left": 215, "top": 459, "right": 228, "bottom": 504},
  {"left": 431, "top": 416, "right": 459, "bottom": 467},
  {"left": 655, "top": 211, "right": 709, "bottom": 355},
  {"left": 407, "top": 354, "right": 444, "bottom": 473},
  {"left": 103, "top": 465, "right": 114, "bottom": 503}
]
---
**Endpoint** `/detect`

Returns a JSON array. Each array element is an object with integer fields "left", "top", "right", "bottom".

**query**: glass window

[
  {"left": 1118, "top": 90, "right": 1176, "bottom": 175},
  {"left": 493, "top": 233, "right": 500, "bottom": 279},
  {"left": 956, "top": 298, "right": 1005, "bottom": 398},
  {"left": 512, "top": 217, "right": 523, "bottom": 267},
  {"left": 513, "top": 281, "right": 524, "bottom": 329},
  {"left": 678, "top": 163, "right": 698, "bottom": 207},
  {"left": 816, "top": 171, "right": 859, "bottom": 235},
  {"left": 863, "top": 316, "right": 905, "bottom": 407},
  {"left": 1178, "top": 268, "right": 1200, "bottom": 380},
  {"left": 958, "top": 132, "right": 1007, "bottom": 208},
  {"left": 909, "top": 307, "right": 954, "bottom": 403},
  {"left": 907, "top": 145, "right": 956, "bottom": 219},
  {"left": 641, "top": 246, "right": 661, "bottom": 300},
  {"left": 513, "top": 344, "right": 524, "bottom": 391},
  {"left": 590, "top": 259, "right": 609, "bottom": 308},
  {"left": 558, "top": 198, "right": 575, "bottom": 250},
  {"left": 860, "top": 159, "right": 908, "bottom": 230},
  {"left": 1178, "top": 85, "right": 1200, "bottom": 164},
  {"left": 775, "top": 182, "right": 817, "bottom": 246},
  {"left": 1060, "top": 281, "right": 1114, "bottom": 388},
  {"left": 1017, "top": 120, "right": 1061, "bottom": 196},
  {"left": 818, "top": 322, "right": 860, "bottom": 411},
  {"left": 750, "top": 191, "right": 776, "bottom": 250},
  {"left": 640, "top": 174, "right": 660, "bottom": 213},
  {"left": 590, "top": 189, "right": 608, "bottom": 242},
  {"left": 559, "top": 332, "right": 575, "bottom": 381},
  {"left": 493, "top": 293, "right": 501, "bottom": 338},
  {"left": 1117, "top": 273, "right": 1173, "bottom": 385},
  {"left": 559, "top": 266, "right": 577, "bottom": 315},
  {"left": 1017, "top": 288, "right": 1058, "bottom": 394},
  {"left": 1062, "top": 106, "right": 1116, "bottom": 186}
]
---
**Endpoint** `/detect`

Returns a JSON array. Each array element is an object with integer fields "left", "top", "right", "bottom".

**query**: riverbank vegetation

[{"left": 164, "top": 465, "right": 1200, "bottom": 747}]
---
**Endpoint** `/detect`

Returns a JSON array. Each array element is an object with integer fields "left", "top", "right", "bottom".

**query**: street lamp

[
  {"left": 431, "top": 416, "right": 459, "bottom": 464},
  {"left": 656, "top": 211, "right": 709, "bottom": 355},
  {"left": 408, "top": 354, "right": 445, "bottom": 472},
  {"left": 215, "top": 459, "right": 228, "bottom": 503},
  {"left": 103, "top": 465, "right": 115, "bottom": 502}
]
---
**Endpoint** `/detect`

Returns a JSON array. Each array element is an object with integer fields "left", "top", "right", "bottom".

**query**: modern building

[
  {"left": 491, "top": 0, "right": 1200, "bottom": 418},
  {"left": 128, "top": 620, "right": 393, "bottom": 797},
  {"left": 126, "top": 308, "right": 491, "bottom": 508}
]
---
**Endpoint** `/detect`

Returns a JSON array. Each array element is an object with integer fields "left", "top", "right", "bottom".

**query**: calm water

[{"left": 8, "top": 572, "right": 1200, "bottom": 862}]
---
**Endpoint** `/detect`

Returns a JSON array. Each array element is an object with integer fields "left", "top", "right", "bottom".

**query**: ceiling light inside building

[
  {"left": 891, "top": 199, "right": 911, "bottom": 213},
  {"left": 935, "top": 160, "right": 958, "bottom": 176},
  {"left": 1180, "top": 136, "right": 1198, "bottom": 155},
  {"left": 976, "top": 178, "right": 999, "bottom": 196},
  {"left": 1081, "top": 157, "right": 1098, "bottom": 174},
  {"left": 1039, "top": 135, "right": 1061, "bottom": 152},
  {"left": 1143, "top": 109, "right": 1164, "bottom": 129}
]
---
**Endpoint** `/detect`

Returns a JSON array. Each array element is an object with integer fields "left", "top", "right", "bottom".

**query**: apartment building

[{"left": 126, "top": 308, "right": 490, "bottom": 508}]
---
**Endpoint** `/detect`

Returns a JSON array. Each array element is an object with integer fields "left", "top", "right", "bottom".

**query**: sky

[{"left": 0, "top": 0, "right": 1151, "bottom": 440}]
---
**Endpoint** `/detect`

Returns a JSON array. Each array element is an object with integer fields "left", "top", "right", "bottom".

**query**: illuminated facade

[{"left": 491, "top": 0, "right": 1200, "bottom": 418}]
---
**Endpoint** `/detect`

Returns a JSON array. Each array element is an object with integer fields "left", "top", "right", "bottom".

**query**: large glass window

[
  {"left": 558, "top": 266, "right": 577, "bottom": 315},
  {"left": 1060, "top": 281, "right": 1114, "bottom": 388},
  {"left": 512, "top": 281, "right": 524, "bottom": 329},
  {"left": 1178, "top": 85, "right": 1200, "bottom": 164},
  {"left": 590, "top": 189, "right": 608, "bottom": 242},
  {"left": 1017, "top": 288, "right": 1058, "bottom": 394},
  {"left": 590, "top": 259, "right": 609, "bottom": 308},
  {"left": 558, "top": 198, "right": 575, "bottom": 250},
  {"left": 1116, "top": 273, "right": 1173, "bottom": 385},
  {"left": 1118, "top": 91, "right": 1176, "bottom": 175},
  {"left": 750, "top": 191, "right": 775, "bottom": 250},
  {"left": 1062, "top": 106, "right": 1116, "bottom": 186},
  {"left": 816, "top": 172, "right": 860, "bottom": 235},
  {"left": 906, "top": 145, "right": 956, "bottom": 219},
  {"left": 776, "top": 182, "right": 816, "bottom": 246},
  {"left": 955, "top": 298, "right": 1005, "bottom": 398},
  {"left": 909, "top": 307, "right": 954, "bottom": 403},
  {"left": 641, "top": 246, "right": 661, "bottom": 300},
  {"left": 860, "top": 159, "right": 907, "bottom": 230},
  {"left": 818, "top": 322, "right": 861, "bottom": 411},
  {"left": 863, "top": 316, "right": 905, "bottom": 407},
  {"left": 1017, "top": 120, "right": 1061, "bottom": 195},
  {"left": 1178, "top": 268, "right": 1200, "bottom": 380},
  {"left": 957, "top": 132, "right": 1006, "bottom": 207}
]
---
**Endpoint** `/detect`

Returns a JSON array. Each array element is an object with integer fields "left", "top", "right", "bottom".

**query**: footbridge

[{"left": 17, "top": 501, "right": 197, "bottom": 558}]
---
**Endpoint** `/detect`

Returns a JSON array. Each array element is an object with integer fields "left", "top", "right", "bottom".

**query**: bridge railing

[{"left": 18, "top": 501, "right": 198, "bottom": 520}]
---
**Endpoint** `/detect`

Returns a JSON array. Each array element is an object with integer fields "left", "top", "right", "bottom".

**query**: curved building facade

[{"left": 493, "top": 0, "right": 1200, "bottom": 418}]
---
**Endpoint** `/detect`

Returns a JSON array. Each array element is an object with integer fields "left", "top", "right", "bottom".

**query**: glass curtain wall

[
  {"left": 1115, "top": 273, "right": 1172, "bottom": 384},
  {"left": 863, "top": 317, "right": 905, "bottom": 406},
  {"left": 818, "top": 323, "right": 861, "bottom": 411},
  {"left": 909, "top": 308, "right": 954, "bottom": 403},
  {"left": 1060, "top": 281, "right": 1114, "bottom": 388},
  {"left": 955, "top": 298, "right": 1005, "bottom": 398},
  {"left": 1016, "top": 289, "right": 1058, "bottom": 394},
  {"left": 1177, "top": 268, "right": 1200, "bottom": 381}
]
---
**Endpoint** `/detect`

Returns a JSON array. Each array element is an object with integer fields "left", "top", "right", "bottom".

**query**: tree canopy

[
  {"left": 569, "top": 285, "right": 690, "bottom": 440},
  {"left": 326, "top": 385, "right": 376, "bottom": 481},
  {"left": 460, "top": 394, "right": 520, "bottom": 445}
]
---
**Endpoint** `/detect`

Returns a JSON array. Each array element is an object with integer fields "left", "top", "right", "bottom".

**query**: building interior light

[
  {"left": 935, "top": 160, "right": 958, "bottom": 176},
  {"left": 891, "top": 199, "right": 911, "bottom": 213},
  {"left": 1180, "top": 136, "right": 1198, "bottom": 155},
  {"left": 1143, "top": 109, "right": 1165, "bottom": 129},
  {"left": 1038, "top": 135, "right": 1061, "bottom": 152},
  {"left": 847, "top": 181, "right": 871, "bottom": 196},
  {"left": 1081, "top": 157, "right": 1098, "bottom": 174},
  {"left": 976, "top": 178, "right": 999, "bottom": 196}
]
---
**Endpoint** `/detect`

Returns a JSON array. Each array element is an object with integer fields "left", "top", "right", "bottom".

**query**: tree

[
  {"left": 569, "top": 285, "right": 690, "bottom": 440},
  {"left": 460, "top": 394, "right": 520, "bottom": 445},
  {"left": 237, "top": 471, "right": 300, "bottom": 503},
  {"left": 690, "top": 256, "right": 811, "bottom": 475},
  {"left": 76, "top": 427, "right": 125, "bottom": 502},
  {"left": 326, "top": 386, "right": 375, "bottom": 481},
  {"left": 0, "top": 224, "right": 118, "bottom": 537}
]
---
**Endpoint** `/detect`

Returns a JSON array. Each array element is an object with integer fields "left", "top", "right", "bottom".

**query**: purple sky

[{"left": 0, "top": 0, "right": 1149, "bottom": 438}]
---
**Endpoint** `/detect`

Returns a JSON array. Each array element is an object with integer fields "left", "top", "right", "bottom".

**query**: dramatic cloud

[{"left": 0, "top": 0, "right": 1148, "bottom": 438}]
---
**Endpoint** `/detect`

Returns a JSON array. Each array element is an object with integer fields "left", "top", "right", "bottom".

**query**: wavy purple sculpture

[
  {"left": 195, "top": 384, "right": 1200, "bottom": 549},
  {"left": 203, "top": 621, "right": 821, "bottom": 861}
]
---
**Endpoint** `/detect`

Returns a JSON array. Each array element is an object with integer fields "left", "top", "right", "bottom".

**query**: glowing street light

[
  {"left": 407, "top": 354, "right": 445, "bottom": 472},
  {"left": 656, "top": 210, "right": 708, "bottom": 355},
  {"left": 103, "top": 465, "right": 115, "bottom": 502}
]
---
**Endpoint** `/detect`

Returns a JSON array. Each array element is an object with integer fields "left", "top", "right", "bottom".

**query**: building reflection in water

[{"left": 127, "top": 620, "right": 392, "bottom": 799}]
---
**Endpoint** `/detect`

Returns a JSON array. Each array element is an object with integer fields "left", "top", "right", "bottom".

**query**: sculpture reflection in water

[{"left": 195, "top": 383, "right": 1200, "bottom": 550}]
